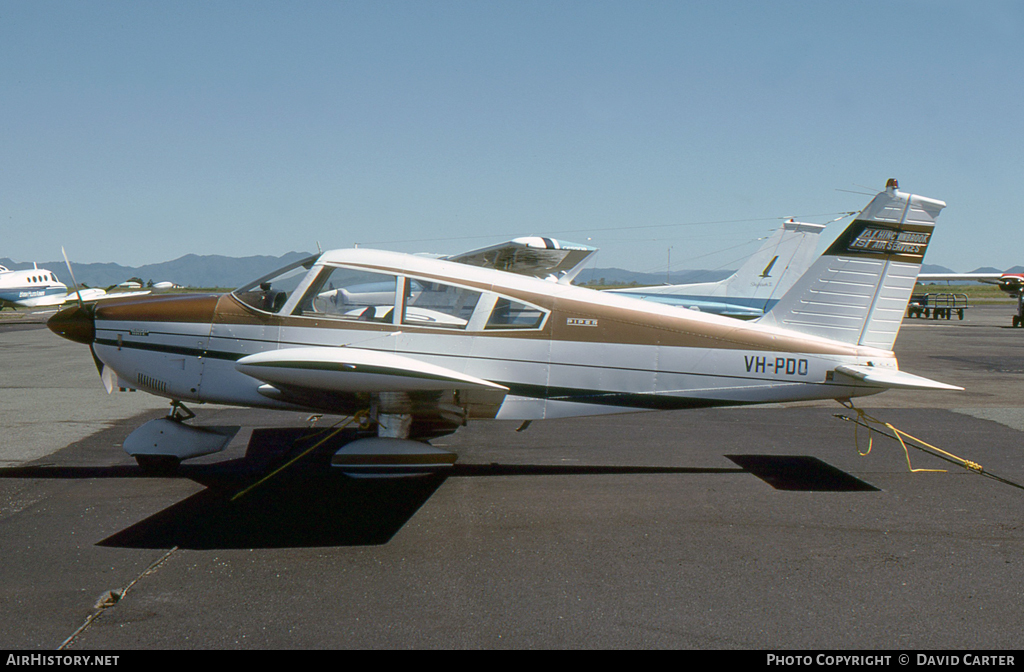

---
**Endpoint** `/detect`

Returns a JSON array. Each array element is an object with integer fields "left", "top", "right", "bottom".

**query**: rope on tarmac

[
  {"left": 230, "top": 409, "right": 370, "bottom": 502},
  {"left": 833, "top": 401, "right": 1024, "bottom": 492}
]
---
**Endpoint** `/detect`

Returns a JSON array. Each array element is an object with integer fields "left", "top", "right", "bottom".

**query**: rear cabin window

[
  {"left": 402, "top": 280, "right": 481, "bottom": 330},
  {"left": 485, "top": 298, "right": 546, "bottom": 330}
]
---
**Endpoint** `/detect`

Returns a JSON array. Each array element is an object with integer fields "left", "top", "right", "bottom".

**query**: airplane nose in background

[{"left": 47, "top": 304, "right": 96, "bottom": 344}]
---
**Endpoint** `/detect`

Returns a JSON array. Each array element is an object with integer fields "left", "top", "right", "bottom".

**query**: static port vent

[{"left": 137, "top": 373, "right": 169, "bottom": 394}]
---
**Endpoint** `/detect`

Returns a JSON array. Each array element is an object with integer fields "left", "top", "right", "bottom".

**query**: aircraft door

[
  {"left": 202, "top": 258, "right": 317, "bottom": 405},
  {"left": 203, "top": 297, "right": 281, "bottom": 405},
  {"left": 182, "top": 323, "right": 213, "bottom": 402}
]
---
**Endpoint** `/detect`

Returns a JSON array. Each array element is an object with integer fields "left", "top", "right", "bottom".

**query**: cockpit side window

[
  {"left": 293, "top": 266, "right": 398, "bottom": 322},
  {"left": 233, "top": 256, "right": 317, "bottom": 314},
  {"left": 401, "top": 280, "right": 481, "bottom": 330}
]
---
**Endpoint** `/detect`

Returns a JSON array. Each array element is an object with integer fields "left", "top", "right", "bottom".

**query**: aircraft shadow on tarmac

[{"left": 1, "top": 428, "right": 877, "bottom": 550}]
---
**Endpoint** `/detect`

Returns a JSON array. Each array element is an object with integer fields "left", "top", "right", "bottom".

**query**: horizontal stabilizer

[
  {"left": 834, "top": 364, "right": 962, "bottom": 391},
  {"left": 237, "top": 347, "right": 508, "bottom": 394},
  {"left": 917, "top": 273, "right": 1003, "bottom": 284}
]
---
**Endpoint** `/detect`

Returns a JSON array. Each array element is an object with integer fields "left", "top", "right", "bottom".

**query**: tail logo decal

[
  {"left": 825, "top": 220, "right": 932, "bottom": 261},
  {"left": 759, "top": 256, "right": 779, "bottom": 278},
  {"left": 850, "top": 227, "right": 930, "bottom": 255}
]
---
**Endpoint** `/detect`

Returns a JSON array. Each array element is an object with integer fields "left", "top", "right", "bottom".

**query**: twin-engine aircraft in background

[
  {"left": 48, "top": 179, "right": 959, "bottom": 475},
  {"left": 0, "top": 264, "right": 76, "bottom": 309},
  {"left": 0, "top": 263, "right": 178, "bottom": 310},
  {"left": 917, "top": 270, "right": 1024, "bottom": 327},
  {"left": 605, "top": 218, "right": 826, "bottom": 318}
]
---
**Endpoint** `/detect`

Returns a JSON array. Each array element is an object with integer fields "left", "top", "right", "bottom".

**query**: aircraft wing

[
  {"left": 45, "top": 288, "right": 153, "bottom": 307},
  {"left": 446, "top": 237, "right": 598, "bottom": 284},
  {"left": 917, "top": 272, "right": 1004, "bottom": 284},
  {"left": 236, "top": 346, "right": 509, "bottom": 394},
  {"left": 834, "top": 364, "right": 962, "bottom": 391},
  {"left": 90, "top": 289, "right": 153, "bottom": 301}
]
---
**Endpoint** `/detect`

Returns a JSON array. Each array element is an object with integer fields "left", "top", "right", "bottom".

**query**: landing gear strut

[{"left": 167, "top": 400, "right": 195, "bottom": 422}]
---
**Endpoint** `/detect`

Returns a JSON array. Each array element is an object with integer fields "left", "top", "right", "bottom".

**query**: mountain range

[
  {"left": 1, "top": 252, "right": 313, "bottom": 289},
  {"left": 1, "top": 255, "right": 1019, "bottom": 290}
]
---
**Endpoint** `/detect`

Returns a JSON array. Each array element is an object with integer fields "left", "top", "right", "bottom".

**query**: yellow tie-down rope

[
  {"left": 835, "top": 400, "right": 981, "bottom": 475},
  {"left": 834, "top": 401, "right": 1024, "bottom": 492},
  {"left": 231, "top": 409, "right": 371, "bottom": 502}
]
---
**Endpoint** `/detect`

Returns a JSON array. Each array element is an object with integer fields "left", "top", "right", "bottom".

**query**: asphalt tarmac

[{"left": 1, "top": 304, "right": 1023, "bottom": 650}]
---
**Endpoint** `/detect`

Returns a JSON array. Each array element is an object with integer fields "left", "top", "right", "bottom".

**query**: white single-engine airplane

[
  {"left": 605, "top": 219, "right": 826, "bottom": 318},
  {"left": 48, "top": 179, "right": 959, "bottom": 475}
]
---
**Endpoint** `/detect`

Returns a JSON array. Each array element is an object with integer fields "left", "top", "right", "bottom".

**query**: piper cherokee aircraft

[
  {"left": 917, "top": 270, "right": 1024, "bottom": 327},
  {"left": 48, "top": 179, "right": 959, "bottom": 475},
  {"left": 604, "top": 218, "right": 826, "bottom": 318}
]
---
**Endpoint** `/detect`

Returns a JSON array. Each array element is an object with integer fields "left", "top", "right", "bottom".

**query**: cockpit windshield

[{"left": 233, "top": 255, "right": 318, "bottom": 313}]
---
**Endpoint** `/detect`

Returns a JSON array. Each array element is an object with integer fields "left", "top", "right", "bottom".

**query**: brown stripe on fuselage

[
  {"left": 338, "top": 261, "right": 866, "bottom": 356},
  {"left": 208, "top": 266, "right": 866, "bottom": 357},
  {"left": 95, "top": 293, "right": 221, "bottom": 323},
  {"left": 214, "top": 292, "right": 290, "bottom": 326}
]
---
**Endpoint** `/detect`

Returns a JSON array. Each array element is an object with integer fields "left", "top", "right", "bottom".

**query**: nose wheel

[{"left": 128, "top": 400, "right": 238, "bottom": 474}]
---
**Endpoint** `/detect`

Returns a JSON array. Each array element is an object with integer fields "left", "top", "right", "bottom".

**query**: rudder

[{"left": 757, "top": 179, "right": 945, "bottom": 350}]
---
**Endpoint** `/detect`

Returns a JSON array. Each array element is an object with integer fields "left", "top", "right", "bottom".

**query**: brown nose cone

[{"left": 47, "top": 304, "right": 96, "bottom": 344}]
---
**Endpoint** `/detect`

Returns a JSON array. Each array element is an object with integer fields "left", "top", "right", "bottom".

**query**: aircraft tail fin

[
  {"left": 757, "top": 179, "right": 945, "bottom": 351},
  {"left": 603, "top": 219, "right": 823, "bottom": 316},
  {"left": 719, "top": 219, "right": 825, "bottom": 301}
]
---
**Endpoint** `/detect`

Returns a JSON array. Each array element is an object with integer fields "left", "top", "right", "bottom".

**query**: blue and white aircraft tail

[{"left": 605, "top": 219, "right": 825, "bottom": 318}]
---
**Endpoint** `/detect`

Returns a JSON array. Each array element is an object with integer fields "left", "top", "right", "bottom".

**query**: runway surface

[{"left": 1, "top": 304, "right": 1022, "bottom": 649}]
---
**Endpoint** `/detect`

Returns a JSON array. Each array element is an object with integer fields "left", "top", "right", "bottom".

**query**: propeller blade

[
  {"left": 100, "top": 361, "right": 117, "bottom": 394},
  {"left": 60, "top": 247, "right": 84, "bottom": 309},
  {"left": 88, "top": 342, "right": 105, "bottom": 376}
]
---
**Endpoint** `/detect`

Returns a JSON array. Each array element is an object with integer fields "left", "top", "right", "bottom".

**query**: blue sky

[{"left": 3, "top": 1, "right": 1022, "bottom": 274}]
